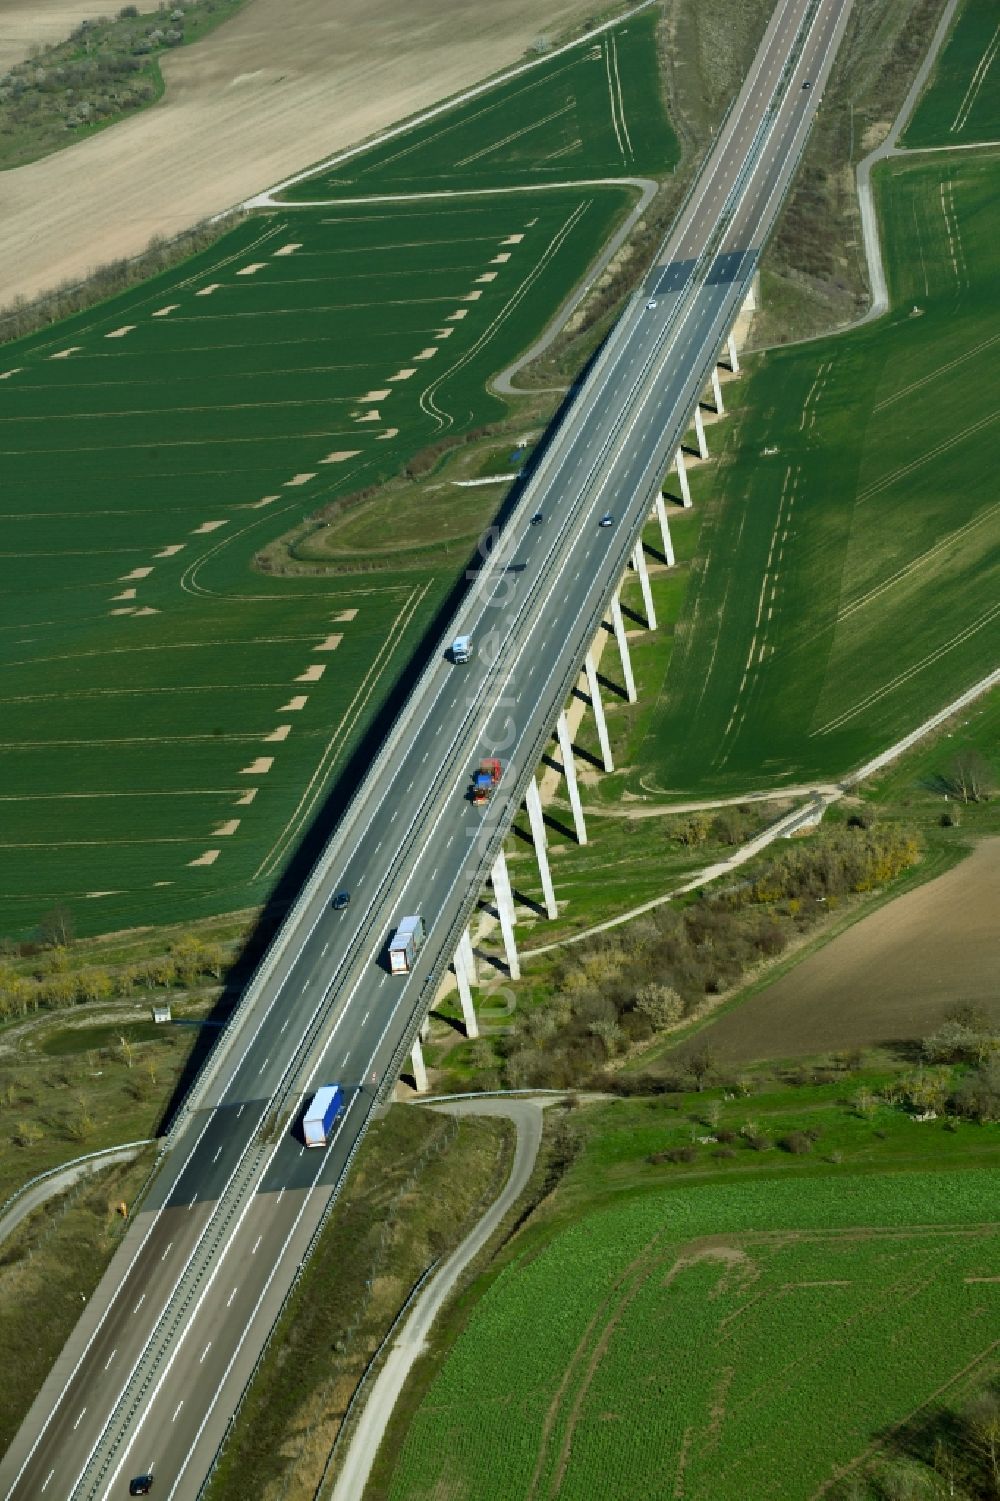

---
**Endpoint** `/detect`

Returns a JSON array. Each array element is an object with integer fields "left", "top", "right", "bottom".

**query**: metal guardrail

[
  {"left": 76, "top": 1142, "right": 270, "bottom": 1498},
  {"left": 0, "top": 1140, "right": 154, "bottom": 1226}
]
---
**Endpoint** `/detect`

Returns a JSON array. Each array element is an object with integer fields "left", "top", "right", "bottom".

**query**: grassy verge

[
  {"left": 753, "top": 0, "right": 951, "bottom": 344},
  {"left": 0, "top": 1149, "right": 157, "bottom": 1455},
  {"left": 0, "top": 1004, "right": 199, "bottom": 1205},
  {"left": 205, "top": 1106, "right": 511, "bottom": 1501}
]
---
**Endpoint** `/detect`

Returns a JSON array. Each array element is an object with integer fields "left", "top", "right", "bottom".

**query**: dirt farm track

[
  {"left": 0, "top": 0, "right": 603, "bottom": 305},
  {"left": 699, "top": 838, "right": 1000, "bottom": 1061}
]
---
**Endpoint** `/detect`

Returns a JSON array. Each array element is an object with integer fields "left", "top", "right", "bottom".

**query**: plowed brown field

[
  {"left": 0, "top": 0, "right": 603, "bottom": 304},
  {"left": 698, "top": 838, "right": 1000, "bottom": 1061}
]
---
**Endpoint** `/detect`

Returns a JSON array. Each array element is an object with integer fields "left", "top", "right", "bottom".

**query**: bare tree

[
  {"left": 38, "top": 904, "right": 75, "bottom": 949},
  {"left": 945, "top": 749, "right": 995, "bottom": 804}
]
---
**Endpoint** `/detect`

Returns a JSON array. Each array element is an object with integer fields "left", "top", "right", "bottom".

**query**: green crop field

[
  {"left": 904, "top": 0, "right": 1000, "bottom": 148},
  {"left": 279, "top": 11, "right": 677, "bottom": 199},
  {"left": 385, "top": 1162, "right": 1000, "bottom": 1501},
  {"left": 627, "top": 147, "right": 1000, "bottom": 800},
  {"left": 0, "top": 10, "right": 677, "bottom": 941}
]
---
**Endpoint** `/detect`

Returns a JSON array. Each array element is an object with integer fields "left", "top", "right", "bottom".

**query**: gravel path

[
  {"left": 329, "top": 1095, "right": 552, "bottom": 1501},
  {"left": 491, "top": 177, "right": 660, "bottom": 395},
  {"left": 852, "top": 0, "right": 963, "bottom": 327},
  {"left": 0, "top": 1141, "right": 151, "bottom": 1250}
]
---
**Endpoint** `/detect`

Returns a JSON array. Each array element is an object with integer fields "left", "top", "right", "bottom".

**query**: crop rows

[
  {"left": 387, "top": 1170, "right": 1000, "bottom": 1500},
  {"left": 0, "top": 12, "right": 676, "bottom": 937}
]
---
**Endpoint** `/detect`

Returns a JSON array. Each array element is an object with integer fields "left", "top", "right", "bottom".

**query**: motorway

[{"left": 0, "top": 1, "right": 853, "bottom": 1496}]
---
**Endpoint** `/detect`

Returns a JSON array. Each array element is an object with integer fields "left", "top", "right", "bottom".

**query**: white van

[{"left": 450, "top": 635, "right": 473, "bottom": 664}]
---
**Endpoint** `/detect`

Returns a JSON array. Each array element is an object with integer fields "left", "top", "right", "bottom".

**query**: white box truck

[
  {"left": 303, "top": 1084, "right": 344, "bottom": 1148},
  {"left": 389, "top": 915, "right": 425, "bottom": 974},
  {"left": 450, "top": 634, "right": 473, "bottom": 664}
]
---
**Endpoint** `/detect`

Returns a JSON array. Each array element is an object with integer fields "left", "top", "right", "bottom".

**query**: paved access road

[{"left": 0, "top": 3, "right": 852, "bottom": 1497}]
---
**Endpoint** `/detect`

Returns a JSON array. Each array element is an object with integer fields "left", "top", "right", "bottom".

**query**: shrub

[
  {"left": 634, "top": 982, "right": 683, "bottom": 1030},
  {"left": 922, "top": 1021, "right": 995, "bottom": 1065},
  {"left": 949, "top": 1059, "right": 1000, "bottom": 1124},
  {"left": 777, "top": 1131, "right": 812, "bottom": 1155}
]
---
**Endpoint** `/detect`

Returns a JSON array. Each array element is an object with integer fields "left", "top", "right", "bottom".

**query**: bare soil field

[
  {"left": 697, "top": 838, "right": 1000, "bottom": 1061},
  {"left": 0, "top": 0, "right": 604, "bottom": 305},
  {"left": 0, "top": 0, "right": 100, "bottom": 74}
]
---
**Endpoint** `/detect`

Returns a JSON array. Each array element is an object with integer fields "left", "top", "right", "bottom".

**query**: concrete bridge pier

[
  {"left": 711, "top": 365, "right": 725, "bottom": 415},
  {"left": 490, "top": 847, "right": 520, "bottom": 980},
  {"left": 693, "top": 404, "right": 709, "bottom": 460},
  {"left": 631, "top": 541, "right": 656, "bottom": 630},
  {"left": 726, "top": 331, "right": 740, "bottom": 374},
  {"left": 674, "top": 447, "right": 692, "bottom": 508},
  {"left": 453, "top": 939, "right": 479, "bottom": 1038},
  {"left": 584, "top": 649, "right": 614, "bottom": 772},
  {"left": 654, "top": 494, "right": 675, "bottom": 566},
  {"left": 410, "top": 1035, "right": 429, "bottom": 1094},
  {"left": 524, "top": 775, "right": 558, "bottom": 919},
  {"left": 555, "top": 710, "right": 588, "bottom": 845},
  {"left": 457, "top": 925, "right": 477, "bottom": 986},
  {"left": 609, "top": 592, "right": 638, "bottom": 703}
]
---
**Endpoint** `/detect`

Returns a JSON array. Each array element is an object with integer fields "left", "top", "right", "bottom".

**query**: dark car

[
  {"left": 599, "top": 511, "right": 614, "bottom": 528},
  {"left": 802, "top": 79, "right": 811, "bottom": 89},
  {"left": 530, "top": 511, "right": 544, "bottom": 525},
  {"left": 129, "top": 1479, "right": 153, "bottom": 1498},
  {"left": 331, "top": 890, "right": 350, "bottom": 911}
]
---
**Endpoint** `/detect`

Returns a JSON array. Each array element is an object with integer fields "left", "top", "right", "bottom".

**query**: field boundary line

[{"left": 240, "top": 2, "right": 658, "bottom": 210}]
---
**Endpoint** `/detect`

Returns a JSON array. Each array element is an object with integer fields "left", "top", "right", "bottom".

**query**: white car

[{"left": 646, "top": 297, "right": 658, "bottom": 310}]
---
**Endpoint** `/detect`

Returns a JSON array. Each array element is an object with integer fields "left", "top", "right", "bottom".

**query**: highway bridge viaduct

[{"left": 0, "top": 2, "right": 854, "bottom": 1497}]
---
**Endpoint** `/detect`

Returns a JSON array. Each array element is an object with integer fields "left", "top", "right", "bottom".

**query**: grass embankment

[
  {"left": 0, "top": 0, "right": 248, "bottom": 170},
  {"left": 903, "top": 0, "right": 1000, "bottom": 148},
  {"left": 376, "top": 1091, "right": 1000, "bottom": 1501},
  {"left": 752, "top": 0, "right": 951, "bottom": 343},
  {"left": 427, "top": 681, "right": 999, "bottom": 1094},
  {"left": 0, "top": 1003, "right": 199, "bottom": 1206},
  {"left": 619, "top": 148, "right": 1000, "bottom": 801},
  {"left": 206, "top": 1106, "right": 511, "bottom": 1501},
  {"left": 0, "top": 1150, "right": 156, "bottom": 1456}
]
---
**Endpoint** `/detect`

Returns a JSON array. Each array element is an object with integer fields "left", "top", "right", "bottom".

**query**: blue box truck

[{"left": 303, "top": 1084, "right": 344, "bottom": 1148}]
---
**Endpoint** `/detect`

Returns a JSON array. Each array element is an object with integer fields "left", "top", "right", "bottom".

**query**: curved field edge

[
  {"left": 271, "top": 10, "right": 677, "bottom": 202},
  {"left": 380, "top": 1166, "right": 1000, "bottom": 1501}
]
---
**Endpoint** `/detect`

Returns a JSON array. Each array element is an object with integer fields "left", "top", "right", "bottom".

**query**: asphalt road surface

[{"left": 0, "top": 2, "right": 853, "bottom": 1497}]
